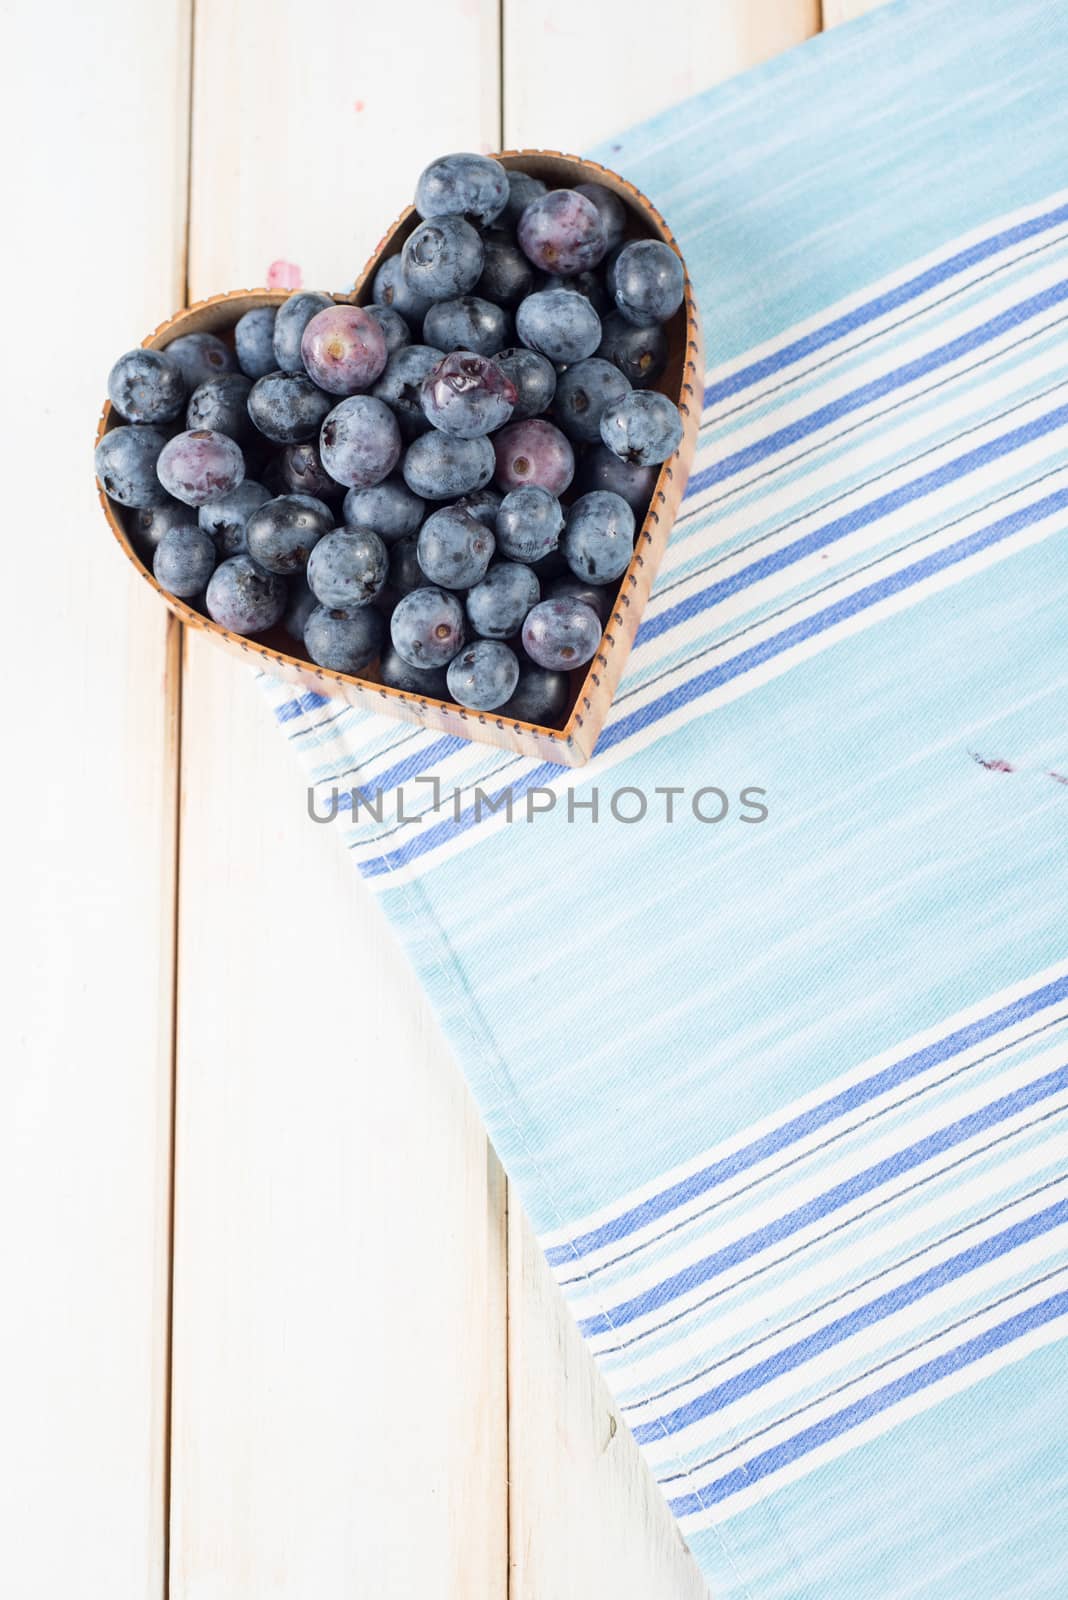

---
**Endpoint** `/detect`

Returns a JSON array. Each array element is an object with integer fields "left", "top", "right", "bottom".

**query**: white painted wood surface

[
  {"left": 5, "top": 3, "right": 831, "bottom": 1596},
  {"left": 822, "top": 0, "right": 887, "bottom": 26}
]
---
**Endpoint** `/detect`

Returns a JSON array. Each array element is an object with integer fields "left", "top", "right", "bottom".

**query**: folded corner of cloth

[{"left": 261, "top": 3, "right": 1068, "bottom": 1594}]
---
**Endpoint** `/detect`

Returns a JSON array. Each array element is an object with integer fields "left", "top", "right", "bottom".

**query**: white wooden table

[{"left": 4, "top": 2, "right": 879, "bottom": 1594}]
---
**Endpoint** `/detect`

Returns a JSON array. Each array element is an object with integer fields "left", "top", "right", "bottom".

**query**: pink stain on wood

[
  {"left": 354, "top": 99, "right": 365, "bottom": 113},
  {"left": 267, "top": 259, "right": 303, "bottom": 290}
]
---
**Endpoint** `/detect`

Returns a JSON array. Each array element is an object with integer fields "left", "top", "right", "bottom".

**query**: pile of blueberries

[{"left": 96, "top": 152, "right": 686, "bottom": 722}]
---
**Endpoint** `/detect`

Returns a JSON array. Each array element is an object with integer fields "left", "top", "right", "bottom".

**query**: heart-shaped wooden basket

[{"left": 97, "top": 150, "right": 703, "bottom": 767}]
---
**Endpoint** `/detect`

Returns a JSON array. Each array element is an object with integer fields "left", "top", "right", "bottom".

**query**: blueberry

[
  {"left": 363, "top": 302, "right": 411, "bottom": 355},
  {"left": 304, "top": 603, "right": 385, "bottom": 673},
  {"left": 552, "top": 358, "right": 630, "bottom": 444},
  {"left": 575, "top": 182, "right": 627, "bottom": 253},
  {"left": 233, "top": 307, "right": 278, "bottom": 379},
  {"left": 494, "top": 347, "right": 556, "bottom": 421},
  {"left": 516, "top": 288, "right": 601, "bottom": 365},
  {"left": 95, "top": 424, "right": 171, "bottom": 508},
  {"left": 163, "top": 332, "right": 237, "bottom": 387},
  {"left": 547, "top": 573, "right": 615, "bottom": 623},
  {"left": 273, "top": 291, "right": 333, "bottom": 372},
  {"left": 561, "top": 490, "right": 635, "bottom": 582},
  {"left": 453, "top": 486, "right": 501, "bottom": 528},
  {"left": 107, "top": 348, "right": 186, "bottom": 424},
  {"left": 401, "top": 216, "right": 484, "bottom": 302},
  {"left": 600, "top": 390, "right": 683, "bottom": 466},
  {"left": 501, "top": 664, "right": 570, "bottom": 725},
  {"left": 343, "top": 476, "right": 425, "bottom": 542},
  {"left": 153, "top": 524, "right": 217, "bottom": 598},
  {"left": 417, "top": 505, "right": 495, "bottom": 589},
  {"left": 466, "top": 561, "right": 539, "bottom": 639},
  {"left": 447, "top": 639, "right": 519, "bottom": 711},
  {"left": 246, "top": 493, "right": 334, "bottom": 574},
  {"left": 372, "top": 255, "right": 432, "bottom": 327},
  {"left": 199, "top": 479, "right": 271, "bottom": 557},
  {"left": 521, "top": 596, "right": 602, "bottom": 670},
  {"left": 493, "top": 419, "right": 574, "bottom": 495},
  {"left": 576, "top": 442, "right": 656, "bottom": 512},
  {"left": 421, "top": 351, "right": 516, "bottom": 438},
  {"left": 502, "top": 169, "right": 547, "bottom": 226},
  {"left": 300, "top": 304, "right": 388, "bottom": 395},
  {"left": 422, "top": 295, "right": 510, "bottom": 357},
  {"left": 248, "top": 370, "right": 333, "bottom": 444},
  {"left": 132, "top": 498, "right": 189, "bottom": 548},
  {"left": 596, "top": 312, "right": 667, "bottom": 388},
  {"left": 496, "top": 484, "right": 563, "bottom": 562},
  {"left": 403, "top": 431, "right": 495, "bottom": 500},
  {"left": 415, "top": 152, "right": 508, "bottom": 228},
  {"left": 307, "top": 526, "right": 388, "bottom": 607},
  {"left": 611, "top": 239, "right": 685, "bottom": 327},
  {"left": 378, "top": 645, "right": 448, "bottom": 698},
  {"left": 554, "top": 268, "right": 609, "bottom": 316},
  {"left": 390, "top": 587, "right": 466, "bottom": 668},
  {"left": 388, "top": 534, "right": 425, "bottom": 594},
  {"left": 283, "top": 574, "right": 317, "bottom": 645},
  {"left": 278, "top": 441, "right": 343, "bottom": 501},
  {"left": 319, "top": 395, "right": 401, "bottom": 488},
  {"left": 206, "top": 554, "right": 287, "bottom": 635},
  {"left": 477, "top": 231, "right": 536, "bottom": 307},
  {"left": 517, "top": 189, "right": 606, "bottom": 275},
  {"left": 186, "top": 372, "right": 254, "bottom": 443},
  {"left": 372, "top": 343, "right": 444, "bottom": 440},
  {"left": 157, "top": 429, "right": 245, "bottom": 506}
]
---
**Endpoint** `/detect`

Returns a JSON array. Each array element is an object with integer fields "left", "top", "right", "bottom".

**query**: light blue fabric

[{"left": 264, "top": 2, "right": 1068, "bottom": 1591}]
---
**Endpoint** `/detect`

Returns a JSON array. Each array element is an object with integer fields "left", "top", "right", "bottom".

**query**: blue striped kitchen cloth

[{"left": 262, "top": 2, "right": 1068, "bottom": 1593}]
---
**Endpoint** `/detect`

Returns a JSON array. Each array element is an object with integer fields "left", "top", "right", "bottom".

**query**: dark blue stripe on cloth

[
  {"left": 631, "top": 1198, "right": 1068, "bottom": 1444},
  {"left": 704, "top": 202, "right": 1068, "bottom": 406},
  {"left": 327, "top": 734, "right": 468, "bottom": 805},
  {"left": 577, "top": 1063, "right": 1068, "bottom": 1337},
  {"left": 666, "top": 1287, "right": 1068, "bottom": 1516},
  {"left": 273, "top": 689, "right": 332, "bottom": 723},
  {"left": 691, "top": 278, "right": 1068, "bottom": 494}
]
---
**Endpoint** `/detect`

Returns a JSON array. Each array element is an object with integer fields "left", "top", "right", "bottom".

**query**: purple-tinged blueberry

[
  {"left": 153, "top": 524, "right": 217, "bottom": 598},
  {"left": 517, "top": 189, "right": 606, "bottom": 275},
  {"left": 552, "top": 357, "right": 630, "bottom": 444},
  {"left": 307, "top": 526, "right": 389, "bottom": 608},
  {"left": 466, "top": 561, "right": 540, "bottom": 639},
  {"left": 163, "top": 331, "right": 237, "bottom": 387},
  {"left": 501, "top": 169, "right": 547, "bottom": 226},
  {"left": 272, "top": 291, "right": 333, "bottom": 372},
  {"left": 422, "top": 295, "right": 510, "bottom": 357},
  {"left": 421, "top": 351, "right": 516, "bottom": 438},
  {"left": 596, "top": 312, "right": 667, "bottom": 388},
  {"left": 417, "top": 505, "right": 495, "bottom": 589},
  {"left": 516, "top": 287, "right": 601, "bottom": 365},
  {"left": 402, "top": 430, "right": 495, "bottom": 500},
  {"left": 199, "top": 479, "right": 271, "bottom": 557},
  {"left": 493, "top": 419, "right": 574, "bottom": 495},
  {"left": 248, "top": 370, "right": 333, "bottom": 444},
  {"left": 610, "top": 239, "right": 685, "bottom": 327},
  {"left": 157, "top": 429, "right": 245, "bottom": 506},
  {"left": 576, "top": 442, "right": 656, "bottom": 512},
  {"left": 378, "top": 645, "right": 448, "bottom": 698},
  {"left": 95, "top": 424, "right": 171, "bottom": 508},
  {"left": 363, "top": 302, "right": 411, "bottom": 355},
  {"left": 304, "top": 604, "right": 385, "bottom": 674},
  {"left": 477, "top": 231, "right": 536, "bottom": 307},
  {"left": 319, "top": 395, "right": 401, "bottom": 488},
  {"left": 300, "top": 304, "right": 389, "bottom": 395},
  {"left": 206, "top": 554, "right": 287, "bottom": 635},
  {"left": 278, "top": 441, "right": 343, "bottom": 501},
  {"left": 246, "top": 493, "right": 334, "bottom": 574},
  {"left": 343, "top": 476, "right": 425, "bottom": 542},
  {"left": 186, "top": 373, "right": 254, "bottom": 444},
  {"left": 522, "top": 596, "right": 602, "bottom": 670},
  {"left": 107, "top": 348, "right": 186, "bottom": 424},
  {"left": 600, "top": 390, "right": 683, "bottom": 466},
  {"left": 401, "top": 216, "right": 484, "bottom": 302},
  {"left": 496, "top": 484, "right": 563, "bottom": 562},
  {"left": 494, "top": 347, "right": 556, "bottom": 421},
  {"left": 561, "top": 490, "right": 635, "bottom": 582},
  {"left": 415, "top": 152, "right": 508, "bottom": 228},
  {"left": 575, "top": 182, "right": 627, "bottom": 253},
  {"left": 372, "top": 343, "right": 444, "bottom": 440},
  {"left": 372, "top": 255, "right": 432, "bottom": 328},
  {"left": 390, "top": 586, "right": 466, "bottom": 668},
  {"left": 233, "top": 306, "right": 278, "bottom": 379},
  {"left": 501, "top": 664, "right": 570, "bottom": 725},
  {"left": 447, "top": 639, "right": 519, "bottom": 711}
]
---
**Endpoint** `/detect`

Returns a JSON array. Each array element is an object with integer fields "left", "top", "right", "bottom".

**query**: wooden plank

[
  {"left": 0, "top": 1, "right": 189, "bottom": 1595},
  {"left": 504, "top": 0, "right": 821, "bottom": 154},
  {"left": 171, "top": 2, "right": 507, "bottom": 1596},
  {"left": 822, "top": 0, "right": 886, "bottom": 26}
]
